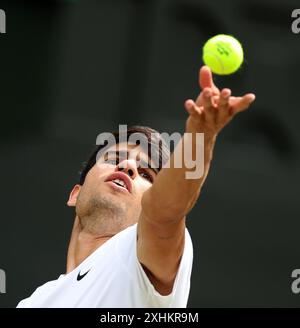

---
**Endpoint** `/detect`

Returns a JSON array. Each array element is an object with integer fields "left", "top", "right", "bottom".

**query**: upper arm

[{"left": 137, "top": 188, "right": 186, "bottom": 295}]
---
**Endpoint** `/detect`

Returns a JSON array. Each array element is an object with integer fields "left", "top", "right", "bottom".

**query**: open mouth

[
  {"left": 111, "top": 179, "right": 127, "bottom": 189},
  {"left": 105, "top": 172, "right": 132, "bottom": 193}
]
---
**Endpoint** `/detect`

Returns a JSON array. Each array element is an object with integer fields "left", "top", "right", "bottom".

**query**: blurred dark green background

[{"left": 0, "top": 0, "right": 300, "bottom": 308}]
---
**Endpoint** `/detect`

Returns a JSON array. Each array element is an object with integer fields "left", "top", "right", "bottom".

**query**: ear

[{"left": 67, "top": 184, "right": 81, "bottom": 207}]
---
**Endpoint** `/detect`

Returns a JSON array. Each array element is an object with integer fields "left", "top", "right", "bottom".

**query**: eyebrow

[{"left": 104, "top": 150, "right": 159, "bottom": 175}]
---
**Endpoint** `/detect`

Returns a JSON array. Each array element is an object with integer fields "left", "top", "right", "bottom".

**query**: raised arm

[{"left": 137, "top": 66, "right": 256, "bottom": 294}]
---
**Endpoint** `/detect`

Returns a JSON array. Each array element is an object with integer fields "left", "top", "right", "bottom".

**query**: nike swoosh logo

[{"left": 77, "top": 269, "right": 90, "bottom": 281}]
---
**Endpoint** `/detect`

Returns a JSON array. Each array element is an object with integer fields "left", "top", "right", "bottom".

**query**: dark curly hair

[{"left": 79, "top": 125, "right": 170, "bottom": 185}]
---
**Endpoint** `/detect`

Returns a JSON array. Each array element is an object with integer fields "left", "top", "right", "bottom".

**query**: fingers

[
  {"left": 218, "top": 88, "right": 231, "bottom": 110},
  {"left": 185, "top": 91, "right": 256, "bottom": 127},
  {"left": 229, "top": 93, "right": 256, "bottom": 115},
  {"left": 199, "top": 66, "right": 220, "bottom": 95},
  {"left": 217, "top": 88, "right": 231, "bottom": 121},
  {"left": 184, "top": 99, "right": 202, "bottom": 117},
  {"left": 186, "top": 89, "right": 219, "bottom": 125},
  {"left": 202, "top": 88, "right": 215, "bottom": 109},
  {"left": 195, "top": 66, "right": 220, "bottom": 107},
  {"left": 186, "top": 88, "right": 229, "bottom": 119},
  {"left": 198, "top": 65, "right": 256, "bottom": 116}
]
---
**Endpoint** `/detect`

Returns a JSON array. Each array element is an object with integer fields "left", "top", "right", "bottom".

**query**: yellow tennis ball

[{"left": 202, "top": 34, "right": 244, "bottom": 75}]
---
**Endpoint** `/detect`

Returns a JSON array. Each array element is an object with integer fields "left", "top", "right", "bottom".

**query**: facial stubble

[{"left": 76, "top": 190, "right": 136, "bottom": 235}]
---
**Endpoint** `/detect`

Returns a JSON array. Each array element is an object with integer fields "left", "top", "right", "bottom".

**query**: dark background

[{"left": 0, "top": 0, "right": 299, "bottom": 308}]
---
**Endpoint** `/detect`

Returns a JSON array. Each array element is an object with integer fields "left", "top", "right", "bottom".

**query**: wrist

[
  {"left": 204, "top": 132, "right": 217, "bottom": 145},
  {"left": 185, "top": 117, "right": 217, "bottom": 141}
]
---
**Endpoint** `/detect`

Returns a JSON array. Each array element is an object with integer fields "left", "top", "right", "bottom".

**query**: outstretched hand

[{"left": 185, "top": 66, "right": 256, "bottom": 138}]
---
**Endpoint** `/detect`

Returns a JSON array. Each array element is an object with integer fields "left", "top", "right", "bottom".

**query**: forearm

[{"left": 142, "top": 128, "right": 217, "bottom": 222}]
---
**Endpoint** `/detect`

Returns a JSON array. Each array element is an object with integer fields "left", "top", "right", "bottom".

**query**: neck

[{"left": 66, "top": 216, "right": 114, "bottom": 273}]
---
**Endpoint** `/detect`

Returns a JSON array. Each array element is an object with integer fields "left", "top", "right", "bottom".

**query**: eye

[
  {"left": 140, "top": 170, "right": 154, "bottom": 183},
  {"left": 104, "top": 157, "right": 119, "bottom": 165}
]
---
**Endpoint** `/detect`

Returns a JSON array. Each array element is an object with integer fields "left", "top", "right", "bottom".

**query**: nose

[{"left": 116, "top": 159, "right": 138, "bottom": 180}]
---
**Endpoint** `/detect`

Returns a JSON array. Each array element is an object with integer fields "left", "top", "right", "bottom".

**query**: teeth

[{"left": 112, "top": 179, "right": 126, "bottom": 189}]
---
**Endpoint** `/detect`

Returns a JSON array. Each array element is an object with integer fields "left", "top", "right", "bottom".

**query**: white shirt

[{"left": 17, "top": 223, "right": 193, "bottom": 308}]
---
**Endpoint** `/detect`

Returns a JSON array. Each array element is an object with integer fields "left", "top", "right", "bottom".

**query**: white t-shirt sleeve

[
  {"left": 117, "top": 224, "right": 193, "bottom": 308},
  {"left": 16, "top": 278, "right": 61, "bottom": 308}
]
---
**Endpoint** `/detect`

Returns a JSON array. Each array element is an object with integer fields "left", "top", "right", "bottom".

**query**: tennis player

[{"left": 17, "top": 66, "right": 255, "bottom": 307}]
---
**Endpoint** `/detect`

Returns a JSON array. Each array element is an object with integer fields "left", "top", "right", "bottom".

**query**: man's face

[{"left": 69, "top": 142, "right": 158, "bottom": 234}]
